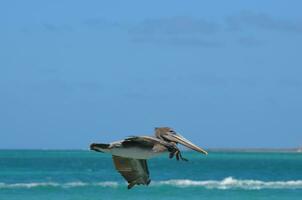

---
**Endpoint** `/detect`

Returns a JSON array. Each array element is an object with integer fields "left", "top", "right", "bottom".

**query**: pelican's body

[
  {"left": 90, "top": 127, "right": 207, "bottom": 189},
  {"left": 110, "top": 147, "right": 160, "bottom": 159},
  {"left": 101, "top": 142, "right": 161, "bottom": 159},
  {"left": 93, "top": 137, "right": 168, "bottom": 159}
]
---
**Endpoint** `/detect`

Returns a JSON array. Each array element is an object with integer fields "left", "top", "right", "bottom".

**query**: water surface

[{"left": 0, "top": 150, "right": 301, "bottom": 200}]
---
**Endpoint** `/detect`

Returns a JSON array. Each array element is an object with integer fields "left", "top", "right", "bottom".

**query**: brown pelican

[{"left": 90, "top": 127, "right": 207, "bottom": 189}]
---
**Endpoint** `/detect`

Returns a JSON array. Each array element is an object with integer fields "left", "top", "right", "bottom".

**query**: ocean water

[{"left": 0, "top": 150, "right": 302, "bottom": 200}]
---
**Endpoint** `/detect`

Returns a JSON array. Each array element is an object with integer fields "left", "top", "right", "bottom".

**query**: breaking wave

[
  {"left": 155, "top": 177, "right": 302, "bottom": 190},
  {"left": 1, "top": 177, "right": 302, "bottom": 190},
  {"left": 0, "top": 181, "right": 118, "bottom": 189}
]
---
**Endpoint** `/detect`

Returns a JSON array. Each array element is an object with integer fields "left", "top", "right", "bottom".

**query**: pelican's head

[{"left": 155, "top": 127, "right": 208, "bottom": 155}]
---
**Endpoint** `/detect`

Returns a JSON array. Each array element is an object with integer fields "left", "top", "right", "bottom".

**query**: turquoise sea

[{"left": 0, "top": 150, "right": 302, "bottom": 200}]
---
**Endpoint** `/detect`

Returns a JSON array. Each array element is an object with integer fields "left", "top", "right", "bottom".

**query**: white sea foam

[
  {"left": 0, "top": 181, "right": 120, "bottom": 189},
  {"left": 94, "top": 181, "right": 119, "bottom": 187},
  {"left": 63, "top": 182, "right": 88, "bottom": 188},
  {"left": 0, "top": 182, "right": 59, "bottom": 189},
  {"left": 1, "top": 177, "right": 302, "bottom": 190},
  {"left": 155, "top": 177, "right": 302, "bottom": 190}
]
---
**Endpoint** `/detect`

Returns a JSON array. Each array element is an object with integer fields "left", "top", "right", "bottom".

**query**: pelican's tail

[{"left": 90, "top": 143, "right": 110, "bottom": 153}]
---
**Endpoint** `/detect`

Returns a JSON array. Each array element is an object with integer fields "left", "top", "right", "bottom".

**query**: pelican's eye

[{"left": 169, "top": 130, "right": 176, "bottom": 134}]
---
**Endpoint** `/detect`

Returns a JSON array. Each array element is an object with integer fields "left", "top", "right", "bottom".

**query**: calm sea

[{"left": 0, "top": 150, "right": 302, "bottom": 200}]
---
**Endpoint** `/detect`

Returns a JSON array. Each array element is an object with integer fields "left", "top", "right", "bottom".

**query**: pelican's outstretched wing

[{"left": 112, "top": 155, "right": 151, "bottom": 189}]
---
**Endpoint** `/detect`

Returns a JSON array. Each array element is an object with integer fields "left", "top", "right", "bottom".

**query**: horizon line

[{"left": 0, "top": 147, "right": 301, "bottom": 152}]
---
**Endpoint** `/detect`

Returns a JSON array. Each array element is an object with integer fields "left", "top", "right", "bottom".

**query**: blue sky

[{"left": 1, "top": 0, "right": 302, "bottom": 149}]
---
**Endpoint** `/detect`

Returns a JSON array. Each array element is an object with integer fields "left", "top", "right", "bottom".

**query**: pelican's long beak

[{"left": 162, "top": 133, "right": 208, "bottom": 155}]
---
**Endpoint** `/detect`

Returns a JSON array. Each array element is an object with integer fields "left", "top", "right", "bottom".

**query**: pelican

[{"left": 90, "top": 127, "right": 207, "bottom": 189}]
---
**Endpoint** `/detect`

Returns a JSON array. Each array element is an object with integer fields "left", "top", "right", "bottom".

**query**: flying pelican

[{"left": 90, "top": 127, "right": 207, "bottom": 189}]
